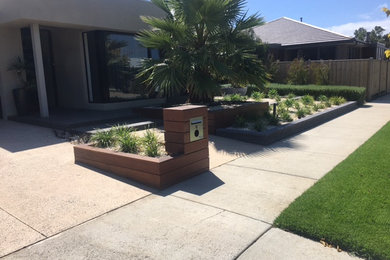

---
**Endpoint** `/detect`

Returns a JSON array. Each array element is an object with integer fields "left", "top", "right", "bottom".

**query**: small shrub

[
  {"left": 251, "top": 91, "right": 265, "bottom": 101},
  {"left": 296, "top": 107, "right": 306, "bottom": 119},
  {"left": 275, "top": 94, "right": 281, "bottom": 102},
  {"left": 113, "top": 125, "right": 133, "bottom": 139},
  {"left": 118, "top": 133, "right": 140, "bottom": 154},
  {"left": 312, "top": 104, "right": 321, "bottom": 112},
  {"left": 142, "top": 130, "right": 162, "bottom": 158},
  {"left": 296, "top": 106, "right": 311, "bottom": 119},
  {"left": 287, "top": 58, "right": 308, "bottom": 85},
  {"left": 223, "top": 94, "right": 247, "bottom": 102},
  {"left": 222, "top": 95, "right": 231, "bottom": 102},
  {"left": 318, "top": 95, "right": 328, "bottom": 102},
  {"left": 287, "top": 93, "right": 296, "bottom": 99},
  {"left": 329, "top": 96, "right": 347, "bottom": 106},
  {"left": 280, "top": 110, "right": 293, "bottom": 122},
  {"left": 325, "top": 100, "right": 332, "bottom": 107},
  {"left": 268, "top": 89, "right": 279, "bottom": 99},
  {"left": 293, "top": 101, "right": 301, "bottom": 110},
  {"left": 254, "top": 119, "right": 268, "bottom": 132},
  {"left": 318, "top": 103, "right": 326, "bottom": 109},
  {"left": 304, "top": 106, "right": 312, "bottom": 115},
  {"left": 264, "top": 112, "right": 280, "bottom": 126},
  {"left": 284, "top": 98, "right": 295, "bottom": 108},
  {"left": 234, "top": 115, "right": 248, "bottom": 128},
  {"left": 90, "top": 129, "right": 116, "bottom": 148},
  {"left": 301, "top": 95, "right": 315, "bottom": 106},
  {"left": 309, "top": 63, "right": 330, "bottom": 85}
]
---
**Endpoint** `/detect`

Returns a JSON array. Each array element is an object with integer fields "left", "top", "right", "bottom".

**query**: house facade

[
  {"left": 254, "top": 17, "right": 387, "bottom": 62},
  {"left": 0, "top": 0, "right": 164, "bottom": 119}
]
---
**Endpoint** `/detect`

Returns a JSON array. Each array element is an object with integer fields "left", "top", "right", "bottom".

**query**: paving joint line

[
  {"left": 0, "top": 193, "right": 153, "bottom": 259},
  {"left": 0, "top": 206, "right": 47, "bottom": 238},
  {"left": 233, "top": 225, "right": 273, "bottom": 260},
  {"left": 170, "top": 194, "right": 272, "bottom": 226},
  {"left": 225, "top": 164, "right": 319, "bottom": 181}
]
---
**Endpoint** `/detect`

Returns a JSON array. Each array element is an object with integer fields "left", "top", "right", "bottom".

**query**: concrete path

[{"left": 1, "top": 95, "right": 389, "bottom": 259}]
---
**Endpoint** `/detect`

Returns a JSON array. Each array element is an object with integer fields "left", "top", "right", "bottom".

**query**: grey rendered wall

[{"left": 0, "top": 0, "right": 164, "bottom": 32}]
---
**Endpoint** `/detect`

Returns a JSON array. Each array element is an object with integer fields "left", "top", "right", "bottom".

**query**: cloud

[{"left": 328, "top": 19, "right": 389, "bottom": 37}]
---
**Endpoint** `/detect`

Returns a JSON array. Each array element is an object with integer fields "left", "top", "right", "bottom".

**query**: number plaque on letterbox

[{"left": 190, "top": 117, "right": 204, "bottom": 142}]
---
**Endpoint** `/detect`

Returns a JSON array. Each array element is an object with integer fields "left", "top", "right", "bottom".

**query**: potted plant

[{"left": 8, "top": 56, "right": 38, "bottom": 115}]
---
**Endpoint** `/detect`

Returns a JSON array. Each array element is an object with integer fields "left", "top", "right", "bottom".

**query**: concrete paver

[
  {"left": 5, "top": 195, "right": 270, "bottom": 260},
  {"left": 0, "top": 209, "right": 44, "bottom": 257},
  {"left": 238, "top": 228, "right": 357, "bottom": 260},
  {"left": 229, "top": 149, "right": 344, "bottom": 180},
  {"left": 0, "top": 121, "right": 151, "bottom": 239},
  {"left": 164, "top": 164, "right": 316, "bottom": 223}
]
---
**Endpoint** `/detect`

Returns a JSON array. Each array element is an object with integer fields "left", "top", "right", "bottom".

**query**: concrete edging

[{"left": 216, "top": 101, "right": 359, "bottom": 145}]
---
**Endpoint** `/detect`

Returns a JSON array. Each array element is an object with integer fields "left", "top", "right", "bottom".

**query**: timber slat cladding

[
  {"left": 164, "top": 128, "right": 208, "bottom": 144},
  {"left": 74, "top": 145, "right": 209, "bottom": 189},
  {"left": 74, "top": 145, "right": 162, "bottom": 174},
  {"left": 159, "top": 148, "right": 209, "bottom": 173},
  {"left": 164, "top": 120, "right": 191, "bottom": 132},
  {"left": 76, "top": 156, "right": 161, "bottom": 188},
  {"left": 160, "top": 158, "right": 210, "bottom": 188},
  {"left": 165, "top": 139, "right": 208, "bottom": 155}
]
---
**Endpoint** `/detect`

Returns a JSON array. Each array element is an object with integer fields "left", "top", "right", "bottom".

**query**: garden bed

[
  {"left": 216, "top": 101, "right": 358, "bottom": 145},
  {"left": 135, "top": 101, "right": 269, "bottom": 134}
]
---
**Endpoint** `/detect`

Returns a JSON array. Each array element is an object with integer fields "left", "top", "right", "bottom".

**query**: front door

[{"left": 21, "top": 28, "right": 58, "bottom": 110}]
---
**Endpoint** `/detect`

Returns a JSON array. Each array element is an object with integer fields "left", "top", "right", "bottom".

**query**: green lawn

[{"left": 274, "top": 122, "right": 390, "bottom": 260}]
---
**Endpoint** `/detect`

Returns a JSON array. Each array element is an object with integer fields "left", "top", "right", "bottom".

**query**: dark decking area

[{"left": 9, "top": 108, "right": 160, "bottom": 135}]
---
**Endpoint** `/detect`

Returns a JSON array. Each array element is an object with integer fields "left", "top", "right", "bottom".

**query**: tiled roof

[{"left": 253, "top": 17, "right": 353, "bottom": 46}]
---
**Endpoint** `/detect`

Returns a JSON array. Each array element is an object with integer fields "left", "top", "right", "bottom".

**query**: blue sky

[{"left": 245, "top": 0, "right": 390, "bottom": 36}]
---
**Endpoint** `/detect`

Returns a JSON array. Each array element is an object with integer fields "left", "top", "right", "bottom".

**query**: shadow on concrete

[
  {"left": 0, "top": 120, "right": 65, "bottom": 153},
  {"left": 77, "top": 162, "right": 224, "bottom": 196},
  {"left": 75, "top": 162, "right": 159, "bottom": 193},
  {"left": 209, "top": 135, "right": 266, "bottom": 157},
  {"left": 159, "top": 171, "right": 225, "bottom": 196},
  {"left": 369, "top": 94, "right": 390, "bottom": 104}
]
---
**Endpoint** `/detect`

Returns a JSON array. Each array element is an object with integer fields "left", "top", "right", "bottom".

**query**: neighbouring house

[
  {"left": 0, "top": 0, "right": 165, "bottom": 120},
  {"left": 254, "top": 17, "right": 387, "bottom": 61}
]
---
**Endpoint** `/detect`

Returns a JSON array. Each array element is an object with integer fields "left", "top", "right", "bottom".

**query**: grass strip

[{"left": 274, "top": 122, "right": 390, "bottom": 260}]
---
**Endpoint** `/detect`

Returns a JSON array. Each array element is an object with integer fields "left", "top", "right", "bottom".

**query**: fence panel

[{"left": 275, "top": 59, "right": 389, "bottom": 100}]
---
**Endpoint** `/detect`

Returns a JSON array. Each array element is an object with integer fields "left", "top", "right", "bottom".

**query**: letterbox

[{"left": 190, "top": 116, "right": 204, "bottom": 142}]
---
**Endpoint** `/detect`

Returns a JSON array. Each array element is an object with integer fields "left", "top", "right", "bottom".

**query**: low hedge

[{"left": 266, "top": 84, "right": 366, "bottom": 104}]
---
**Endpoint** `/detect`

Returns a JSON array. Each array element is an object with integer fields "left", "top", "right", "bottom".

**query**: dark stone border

[{"left": 216, "top": 101, "right": 358, "bottom": 145}]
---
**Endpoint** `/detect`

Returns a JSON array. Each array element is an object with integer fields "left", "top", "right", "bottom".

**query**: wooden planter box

[
  {"left": 208, "top": 102, "right": 269, "bottom": 134},
  {"left": 75, "top": 105, "right": 209, "bottom": 189},
  {"left": 74, "top": 145, "right": 209, "bottom": 189}
]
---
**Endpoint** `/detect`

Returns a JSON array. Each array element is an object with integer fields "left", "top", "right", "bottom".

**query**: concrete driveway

[{"left": 1, "top": 95, "right": 389, "bottom": 259}]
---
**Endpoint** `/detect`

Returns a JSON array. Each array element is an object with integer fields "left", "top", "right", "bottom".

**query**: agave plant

[{"left": 137, "top": 0, "right": 267, "bottom": 103}]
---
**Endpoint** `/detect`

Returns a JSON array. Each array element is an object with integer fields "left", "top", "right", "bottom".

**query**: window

[{"left": 84, "top": 31, "right": 158, "bottom": 103}]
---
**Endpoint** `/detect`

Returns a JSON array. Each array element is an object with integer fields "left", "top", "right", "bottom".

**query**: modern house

[
  {"left": 0, "top": 0, "right": 164, "bottom": 120},
  {"left": 254, "top": 17, "right": 387, "bottom": 61}
]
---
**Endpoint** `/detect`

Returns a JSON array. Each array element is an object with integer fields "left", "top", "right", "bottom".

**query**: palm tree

[{"left": 137, "top": 0, "right": 267, "bottom": 103}]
